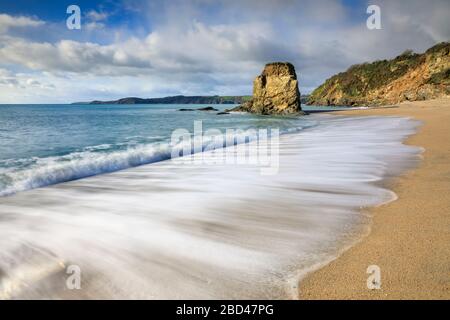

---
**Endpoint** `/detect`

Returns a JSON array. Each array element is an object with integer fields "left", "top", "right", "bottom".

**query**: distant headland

[{"left": 73, "top": 95, "right": 252, "bottom": 105}]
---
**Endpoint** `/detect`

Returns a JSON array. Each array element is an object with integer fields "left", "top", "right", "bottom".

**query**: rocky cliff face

[
  {"left": 308, "top": 42, "right": 450, "bottom": 106},
  {"left": 232, "top": 62, "right": 302, "bottom": 114}
]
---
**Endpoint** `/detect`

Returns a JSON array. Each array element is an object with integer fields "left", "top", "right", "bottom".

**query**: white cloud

[
  {"left": 0, "top": 0, "right": 448, "bottom": 103},
  {"left": 0, "top": 14, "right": 44, "bottom": 33},
  {"left": 86, "top": 10, "right": 109, "bottom": 22},
  {"left": 0, "top": 68, "right": 19, "bottom": 87},
  {"left": 85, "top": 22, "right": 106, "bottom": 31},
  {"left": 0, "top": 20, "right": 286, "bottom": 77},
  {"left": 0, "top": 68, "right": 57, "bottom": 103}
]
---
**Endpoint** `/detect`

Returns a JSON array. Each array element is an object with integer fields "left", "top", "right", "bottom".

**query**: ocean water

[
  {"left": 0, "top": 104, "right": 318, "bottom": 196},
  {"left": 0, "top": 104, "right": 422, "bottom": 299}
]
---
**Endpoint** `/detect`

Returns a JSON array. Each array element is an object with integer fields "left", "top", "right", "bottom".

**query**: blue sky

[{"left": 0, "top": 0, "right": 448, "bottom": 103}]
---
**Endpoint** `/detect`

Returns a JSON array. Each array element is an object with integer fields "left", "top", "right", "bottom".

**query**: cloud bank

[{"left": 0, "top": 0, "right": 448, "bottom": 103}]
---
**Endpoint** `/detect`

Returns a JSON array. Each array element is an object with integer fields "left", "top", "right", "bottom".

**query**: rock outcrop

[
  {"left": 178, "top": 106, "right": 219, "bottom": 111},
  {"left": 231, "top": 62, "right": 303, "bottom": 115},
  {"left": 308, "top": 42, "right": 450, "bottom": 106}
]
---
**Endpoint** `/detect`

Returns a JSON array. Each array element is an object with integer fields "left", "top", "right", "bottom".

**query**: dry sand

[{"left": 299, "top": 97, "right": 450, "bottom": 299}]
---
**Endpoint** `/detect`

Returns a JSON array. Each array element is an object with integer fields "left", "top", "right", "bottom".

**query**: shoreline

[
  {"left": 0, "top": 100, "right": 447, "bottom": 299},
  {"left": 0, "top": 111, "right": 419, "bottom": 299},
  {"left": 299, "top": 97, "right": 450, "bottom": 299}
]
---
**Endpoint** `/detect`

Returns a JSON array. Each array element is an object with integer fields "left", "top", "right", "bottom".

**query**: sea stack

[{"left": 232, "top": 62, "right": 303, "bottom": 115}]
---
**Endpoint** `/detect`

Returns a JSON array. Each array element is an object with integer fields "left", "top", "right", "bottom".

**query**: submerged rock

[
  {"left": 230, "top": 62, "right": 303, "bottom": 115},
  {"left": 197, "top": 106, "right": 218, "bottom": 111},
  {"left": 178, "top": 106, "right": 219, "bottom": 112}
]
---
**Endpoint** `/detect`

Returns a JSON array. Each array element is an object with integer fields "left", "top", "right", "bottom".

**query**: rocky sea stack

[{"left": 230, "top": 62, "right": 303, "bottom": 115}]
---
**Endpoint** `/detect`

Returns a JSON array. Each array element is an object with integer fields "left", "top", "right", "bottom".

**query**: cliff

[
  {"left": 308, "top": 42, "right": 450, "bottom": 106},
  {"left": 231, "top": 62, "right": 303, "bottom": 115}
]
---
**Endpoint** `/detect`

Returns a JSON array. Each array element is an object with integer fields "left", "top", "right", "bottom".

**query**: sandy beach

[
  {"left": 300, "top": 98, "right": 450, "bottom": 299},
  {"left": 0, "top": 107, "right": 421, "bottom": 299}
]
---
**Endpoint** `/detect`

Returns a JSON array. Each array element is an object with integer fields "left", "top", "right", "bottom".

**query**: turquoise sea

[
  {"left": 0, "top": 103, "right": 422, "bottom": 299},
  {"left": 0, "top": 104, "right": 340, "bottom": 196}
]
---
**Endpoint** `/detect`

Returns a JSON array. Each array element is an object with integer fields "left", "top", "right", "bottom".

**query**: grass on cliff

[
  {"left": 313, "top": 51, "right": 424, "bottom": 98},
  {"left": 308, "top": 42, "right": 449, "bottom": 104},
  {"left": 427, "top": 69, "right": 450, "bottom": 85}
]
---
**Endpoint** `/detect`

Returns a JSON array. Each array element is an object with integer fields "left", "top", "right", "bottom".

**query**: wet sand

[
  {"left": 300, "top": 98, "right": 450, "bottom": 299},
  {"left": 0, "top": 113, "right": 420, "bottom": 299}
]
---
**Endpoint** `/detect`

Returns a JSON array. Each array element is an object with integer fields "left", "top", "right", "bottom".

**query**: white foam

[
  {"left": 0, "top": 124, "right": 307, "bottom": 197},
  {"left": 0, "top": 114, "right": 422, "bottom": 299}
]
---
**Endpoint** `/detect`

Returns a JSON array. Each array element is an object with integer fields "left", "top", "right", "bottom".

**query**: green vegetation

[
  {"left": 308, "top": 42, "right": 449, "bottom": 106},
  {"left": 427, "top": 69, "right": 450, "bottom": 85}
]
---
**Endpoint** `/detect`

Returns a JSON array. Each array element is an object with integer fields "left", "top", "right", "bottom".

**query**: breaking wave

[{"left": 0, "top": 124, "right": 311, "bottom": 196}]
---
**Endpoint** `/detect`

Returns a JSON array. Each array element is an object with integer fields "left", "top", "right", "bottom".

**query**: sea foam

[
  {"left": 0, "top": 114, "right": 422, "bottom": 299},
  {"left": 0, "top": 123, "right": 309, "bottom": 197}
]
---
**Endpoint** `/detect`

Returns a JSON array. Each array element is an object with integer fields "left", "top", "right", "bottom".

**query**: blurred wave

[{"left": 0, "top": 114, "right": 422, "bottom": 299}]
